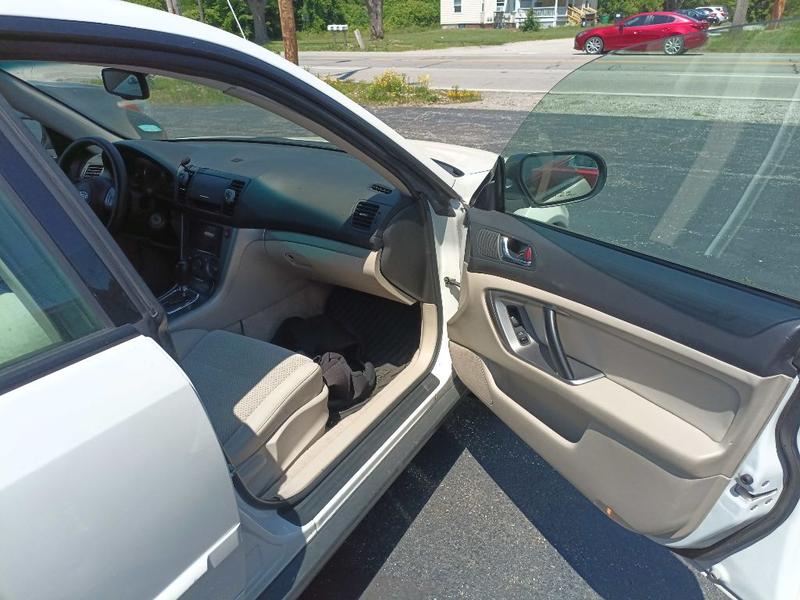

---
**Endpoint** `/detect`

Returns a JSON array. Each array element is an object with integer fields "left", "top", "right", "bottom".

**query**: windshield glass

[
  {"left": 0, "top": 61, "right": 327, "bottom": 144},
  {"left": 501, "top": 18, "right": 800, "bottom": 301}
]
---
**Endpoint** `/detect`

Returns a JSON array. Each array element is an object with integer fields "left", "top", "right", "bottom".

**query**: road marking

[
  {"left": 551, "top": 90, "right": 800, "bottom": 102},
  {"left": 611, "top": 71, "right": 800, "bottom": 79}
]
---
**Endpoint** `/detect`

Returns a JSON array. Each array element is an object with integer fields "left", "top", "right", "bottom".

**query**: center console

[{"left": 159, "top": 161, "right": 249, "bottom": 316}]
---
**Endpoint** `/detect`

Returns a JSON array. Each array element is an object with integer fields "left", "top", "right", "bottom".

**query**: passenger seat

[{"left": 173, "top": 329, "right": 329, "bottom": 494}]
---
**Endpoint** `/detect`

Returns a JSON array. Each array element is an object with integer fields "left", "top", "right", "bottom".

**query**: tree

[
  {"left": 365, "top": 0, "right": 384, "bottom": 39},
  {"left": 165, "top": 0, "right": 181, "bottom": 14},
  {"left": 732, "top": 0, "right": 749, "bottom": 24},
  {"left": 246, "top": 0, "right": 269, "bottom": 44},
  {"left": 770, "top": 0, "right": 786, "bottom": 22}
]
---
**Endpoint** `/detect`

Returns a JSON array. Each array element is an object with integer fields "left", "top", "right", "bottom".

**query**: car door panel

[
  {"left": 0, "top": 335, "right": 245, "bottom": 600},
  {"left": 449, "top": 208, "right": 799, "bottom": 541}
]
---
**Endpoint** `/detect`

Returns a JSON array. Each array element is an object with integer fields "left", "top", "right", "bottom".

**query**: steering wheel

[{"left": 58, "top": 137, "right": 129, "bottom": 233}]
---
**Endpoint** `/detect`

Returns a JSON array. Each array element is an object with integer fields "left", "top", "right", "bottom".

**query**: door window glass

[
  {"left": 624, "top": 15, "right": 649, "bottom": 26},
  {"left": 0, "top": 185, "right": 104, "bottom": 369},
  {"left": 0, "top": 62, "right": 327, "bottom": 145},
  {"left": 651, "top": 15, "right": 675, "bottom": 24},
  {"left": 501, "top": 18, "right": 800, "bottom": 301}
]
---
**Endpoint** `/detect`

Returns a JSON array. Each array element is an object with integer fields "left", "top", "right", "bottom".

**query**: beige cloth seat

[{"left": 173, "top": 329, "right": 326, "bottom": 468}]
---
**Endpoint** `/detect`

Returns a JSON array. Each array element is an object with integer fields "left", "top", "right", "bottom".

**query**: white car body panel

[
  {"left": 0, "top": 336, "right": 243, "bottom": 600},
  {"left": 709, "top": 488, "right": 800, "bottom": 600}
]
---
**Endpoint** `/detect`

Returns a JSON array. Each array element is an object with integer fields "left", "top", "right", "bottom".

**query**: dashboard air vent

[
  {"left": 370, "top": 183, "right": 392, "bottom": 195},
  {"left": 222, "top": 180, "right": 246, "bottom": 216},
  {"left": 84, "top": 164, "right": 103, "bottom": 178},
  {"left": 351, "top": 201, "right": 380, "bottom": 230}
]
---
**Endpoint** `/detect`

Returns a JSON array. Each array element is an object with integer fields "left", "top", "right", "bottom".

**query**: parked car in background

[
  {"left": 574, "top": 11, "right": 709, "bottom": 54},
  {"left": 677, "top": 8, "right": 713, "bottom": 27},
  {"left": 694, "top": 7, "right": 720, "bottom": 24},
  {"left": 696, "top": 5, "right": 728, "bottom": 22}
]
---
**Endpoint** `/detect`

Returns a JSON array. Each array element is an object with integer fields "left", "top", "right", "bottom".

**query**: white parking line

[{"left": 550, "top": 91, "right": 800, "bottom": 102}]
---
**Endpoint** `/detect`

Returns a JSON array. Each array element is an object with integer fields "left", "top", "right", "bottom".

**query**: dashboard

[{"left": 117, "top": 139, "right": 410, "bottom": 249}]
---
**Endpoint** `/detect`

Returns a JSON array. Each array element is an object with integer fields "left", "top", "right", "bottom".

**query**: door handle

[
  {"left": 543, "top": 307, "right": 574, "bottom": 380},
  {"left": 500, "top": 236, "right": 533, "bottom": 267}
]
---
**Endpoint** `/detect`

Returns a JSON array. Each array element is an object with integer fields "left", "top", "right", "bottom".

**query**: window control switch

[
  {"left": 515, "top": 328, "right": 530, "bottom": 345},
  {"left": 507, "top": 306, "right": 523, "bottom": 328}
]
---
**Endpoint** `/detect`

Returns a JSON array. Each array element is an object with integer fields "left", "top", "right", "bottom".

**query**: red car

[{"left": 574, "top": 12, "right": 709, "bottom": 55}]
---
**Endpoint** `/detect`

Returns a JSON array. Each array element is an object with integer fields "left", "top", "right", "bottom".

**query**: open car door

[{"left": 448, "top": 39, "right": 800, "bottom": 600}]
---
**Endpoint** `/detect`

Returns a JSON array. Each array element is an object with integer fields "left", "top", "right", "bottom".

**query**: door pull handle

[
  {"left": 499, "top": 236, "right": 533, "bottom": 267},
  {"left": 543, "top": 307, "right": 575, "bottom": 380}
]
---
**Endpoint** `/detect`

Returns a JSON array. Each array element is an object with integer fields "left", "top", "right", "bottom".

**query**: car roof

[
  {"left": 0, "top": 0, "right": 456, "bottom": 187},
  {"left": 630, "top": 11, "right": 688, "bottom": 15}
]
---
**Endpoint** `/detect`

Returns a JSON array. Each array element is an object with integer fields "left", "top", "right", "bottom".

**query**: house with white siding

[{"left": 441, "top": 0, "right": 597, "bottom": 29}]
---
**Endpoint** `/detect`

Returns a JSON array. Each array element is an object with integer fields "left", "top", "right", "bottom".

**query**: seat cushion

[{"left": 174, "top": 329, "right": 324, "bottom": 466}]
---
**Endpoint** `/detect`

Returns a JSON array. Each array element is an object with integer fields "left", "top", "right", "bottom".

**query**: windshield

[
  {"left": 502, "top": 18, "right": 800, "bottom": 301},
  {"left": 0, "top": 61, "right": 328, "bottom": 144}
]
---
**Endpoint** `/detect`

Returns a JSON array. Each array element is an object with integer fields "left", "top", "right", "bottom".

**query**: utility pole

[{"left": 278, "top": 0, "right": 299, "bottom": 65}]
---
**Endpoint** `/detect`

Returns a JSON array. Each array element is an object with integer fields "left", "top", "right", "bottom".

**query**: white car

[
  {"left": 0, "top": 2, "right": 797, "bottom": 600},
  {"left": 696, "top": 5, "right": 729, "bottom": 22}
]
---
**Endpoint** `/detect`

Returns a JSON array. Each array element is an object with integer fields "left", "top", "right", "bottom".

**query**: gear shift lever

[{"left": 158, "top": 157, "right": 200, "bottom": 315}]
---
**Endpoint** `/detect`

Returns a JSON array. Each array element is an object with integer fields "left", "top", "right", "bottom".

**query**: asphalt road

[
  {"left": 301, "top": 37, "right": 800, "bottom": 103},
  {"left": 301, "top": 38, "right": 592, "bottom": 94}
]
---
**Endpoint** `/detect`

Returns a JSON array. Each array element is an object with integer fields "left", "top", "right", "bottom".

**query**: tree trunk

[
  {"left": 165, "top": 0, "right": 181, "bottom": 15},
  {"left": 246, "top": 0, "right": 269, "bottom": 45},
  {"left": 278, "top": 0, "right": 299, "bottom": 64},
  {"left": 769, "top": 0, "right": 785, "bottom": 28},
  {"left": 732, "top": 0, "right": 749, "bottom": 26},
  {"left": 196, "top": 0, "right": 205, "bottom": 22},
  {"left": 365, "top": 0, "right": 384, "bottom": 40}
]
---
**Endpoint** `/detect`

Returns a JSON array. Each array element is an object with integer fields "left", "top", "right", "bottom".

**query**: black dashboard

[{"left": 117, "top": 139, "right": 410, "bottom": 248}]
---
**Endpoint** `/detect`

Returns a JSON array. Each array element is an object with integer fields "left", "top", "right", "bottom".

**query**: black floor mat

[{"left": 326, "top": 288, "right": 421, "bottom": 394}]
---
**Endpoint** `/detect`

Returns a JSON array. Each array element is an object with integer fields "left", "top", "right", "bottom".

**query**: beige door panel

[{"left": 448, "top": 271, "right": 791, "bottom": 540}]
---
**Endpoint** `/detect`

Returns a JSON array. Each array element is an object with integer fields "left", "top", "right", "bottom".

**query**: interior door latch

[{"left": 499, "top": 236, "right": 533, "bottom": 267}]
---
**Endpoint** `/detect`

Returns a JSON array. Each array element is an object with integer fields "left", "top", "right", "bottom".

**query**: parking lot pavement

[{"left": 300, "top": 396, "right": 727, "bottom": 600}]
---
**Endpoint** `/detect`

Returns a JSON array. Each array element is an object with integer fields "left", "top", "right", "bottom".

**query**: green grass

[
  {"left": 145, "top": 70, "right": 480, "bottom": 107},
  {"left": 323, "top": 71, "right": 481, "bottom": 105},
  {"left": 706, "top": 21, "right": 800, "bottom": 52},
  {"left": 148, "top": 76, "right": 240, "bottom": 105},
  {"left": 266, "top": 26, "right": 581, "bottom": 52}
]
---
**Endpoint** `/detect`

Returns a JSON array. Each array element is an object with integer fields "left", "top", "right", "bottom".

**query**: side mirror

[
  {"left": 101, "top": 68, "right": 149, "bottom": 100},
  {"left": 506, "top": 151, "right": 606, "bottom": 207}
]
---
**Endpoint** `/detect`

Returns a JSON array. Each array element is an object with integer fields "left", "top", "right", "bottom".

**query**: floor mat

[{"left": 323, "top": 288, "right": 421, "bottom": 394}]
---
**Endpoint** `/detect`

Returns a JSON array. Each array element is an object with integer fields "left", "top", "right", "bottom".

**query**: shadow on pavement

[{"left": 301, "top": 396, "right": 709, "bottom": 600}]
